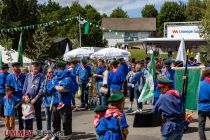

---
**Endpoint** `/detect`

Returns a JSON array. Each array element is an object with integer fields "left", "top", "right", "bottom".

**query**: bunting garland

[{"left": 0, "top": 16, "right": 121, "bottom": 37}]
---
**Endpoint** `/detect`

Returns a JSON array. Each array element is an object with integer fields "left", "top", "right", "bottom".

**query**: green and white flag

[
  {"left": 138, "top": 53, "right": 156, "bottom": 102},
  {"left": 18, "top": 32, "right": 23, "bottom": 66},
  {"left": 79, "top": 18, "right": 89, "bottom": 35}
]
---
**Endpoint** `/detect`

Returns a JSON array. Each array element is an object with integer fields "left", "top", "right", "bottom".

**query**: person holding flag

[{"left": 152, "top": 76, "right": 186, "bottom": 140}]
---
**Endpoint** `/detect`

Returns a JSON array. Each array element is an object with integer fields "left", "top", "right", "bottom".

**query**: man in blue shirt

[
  {"left": 0, "top": 64, "right": 10, "bottom": 118},
  {"left": 108, "top": 60, "right": 124, "bottom": 95},
  {"left": 198, "top": 68, "right": 210, "bottom": 140},
  {"left": 6, "top": 62, "right": 26, "bottom": 130},
  {"left": 152, "top": 76, "right": 185, "bottom": 140},
  {"left": 94, "top": 59, "right": 106, "bottom": 105},
  {"left": 48, "top": 61, "right": 75, "bottom": 140},
  {"left": 22, "top": 61, "right": 44, "bottom": 130},
  {"left": 118, "top": 58, "right": 128, "bottom": 97},
  {"left": 76, "top": 59, "right": 92, "bottom": 109}
]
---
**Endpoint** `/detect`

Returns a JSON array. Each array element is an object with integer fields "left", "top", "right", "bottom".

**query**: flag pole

[
  {"left": 79, "top": 15, "right": 82, "bottom": 48},
  {"left": 182, "top": 49, "right": 189, "bottom": 119}
]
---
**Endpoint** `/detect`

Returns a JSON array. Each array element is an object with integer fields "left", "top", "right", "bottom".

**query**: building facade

[{"left": 102, "top": 18, "right": 156, "bottom": 47}]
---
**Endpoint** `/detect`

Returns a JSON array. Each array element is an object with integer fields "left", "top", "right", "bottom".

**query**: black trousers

[
  {"left": 80, "top": 83, "right": 89, "bottom": 106},
  {"left": 17, "top": 105, "right": 24, "bottom": 130},
  {"left": 34, "top": 100, "right": 42, "bottom": 130},
  {"left": 0, "top": 93, "right": 5, "bottom": 117},
  {"left": 198, "top": 110, "right": 210, "bottom": 140},
  {"left": 24, "top": 119, "right": 33, "bottom": 130},
  {"left": 51, "top": 104, "right": 72, "bottom": 136}
]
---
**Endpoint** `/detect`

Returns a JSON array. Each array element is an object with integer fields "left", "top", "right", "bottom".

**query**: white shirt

[{"left": 22, "top": 103, "right": 34, "bottom": 120}]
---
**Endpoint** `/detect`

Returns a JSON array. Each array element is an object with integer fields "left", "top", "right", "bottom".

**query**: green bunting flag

[{"left": 18, "top": 33, "right": 23, "bottom": 66}]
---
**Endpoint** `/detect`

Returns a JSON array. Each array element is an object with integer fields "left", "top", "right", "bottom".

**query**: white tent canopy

[
  {"left": 0, "top": 45, "right": 32, "bottom": 63},
  {"left": 92, "top": 47, "right": 130, "bottom": 60},
  {"left": 63, "top": 48, "right": 94, "bottom": 60}
]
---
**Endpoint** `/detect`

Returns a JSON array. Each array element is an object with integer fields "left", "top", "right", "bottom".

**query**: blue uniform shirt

[
  {"left": 198, "top": 79, "right": 210, "bottom": 111},
  {"left": 96, "top": 113, "right": 128, "bottom": 140},
  {"left": 42, "top": 78, "right": 53, "bottom": 108},
  {"left": 152, "top": 91, "right": 185, "bottom": 136},
  {"left": 48, "top": 70, "right": 75, "bottom": 105},
  {"left": 118, "top": 63, "right": 128, "bottom": 79},
  {"left": 0, "top": 96, "right": 21, "bottom": 116},
  {"left": 95, "top": 66, "right": 106, "bottom": 83},
  {"left": 76, "top": 65, "right": 93, "bottom": 84},
  {"left": 0, "top": 72, "right": 9, "bottom": 94},
  {"left": 108, "top": 69, "right": 124, "bottom": 90},
  {"left": 131, "top": 72, "right": 140, "bottom": 88},
  {"left": 22, "top": 72, "right": 44, "bottom": 99},
  {"left": 6, "top": 73, "right": 26, "bottom": 99}
]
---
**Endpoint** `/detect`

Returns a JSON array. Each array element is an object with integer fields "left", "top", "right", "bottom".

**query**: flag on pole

[
  {"left": 65, "top": 43, "right": 69, "bottom": 54},
  {"left": 18, "top": 32, "right": 23, "bottom": 66},
  {"left": 63, "top": 43, "right": 70, "bottom": 61},
  {"left": 176, "top": 38, "right": 186, "bottom": 65},
  {"left": 138, "top": 53, "right": 156, "bottom": 102},
  {"left": 79, "top": 18, "right": 89, "bottom": 34}
]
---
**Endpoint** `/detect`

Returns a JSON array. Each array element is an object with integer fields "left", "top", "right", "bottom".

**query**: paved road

[{"left": 0, "top": 98, "right": 210, "bottom": 140}]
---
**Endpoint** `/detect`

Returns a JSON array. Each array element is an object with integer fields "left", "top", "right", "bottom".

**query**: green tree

[
  {"left": 26, "top": 27, "right": 51, "bottom": 60},
  {"left": 141, "top": 4, "right": 158, "bottom": 18},
  {"left": 185, "top": 0, "right": 207, "bottom": 21},
  {"left": 200, "top": 0, "right": 210, "bottom": 59},
  {"left": 110, "top": 7, "right": 128, "bottom": 18},
  {"left": 157, "top": 2, "right": 186, "bottom": 35}
]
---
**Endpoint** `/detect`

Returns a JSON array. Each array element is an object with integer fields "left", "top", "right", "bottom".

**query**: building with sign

[
  {"left": 102, "top": 18, "right": 156, "bottom": 47},
  {"left": 122, "top": 21, "right": 208, "bottom": 52}
]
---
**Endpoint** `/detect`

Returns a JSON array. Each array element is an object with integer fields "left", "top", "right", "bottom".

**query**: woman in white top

[
  {"left": 22, "top": 95, "right": 35, "bottom": 130},
  {"left": 101, "top": 64, "right": 111, "bottom": 105}
]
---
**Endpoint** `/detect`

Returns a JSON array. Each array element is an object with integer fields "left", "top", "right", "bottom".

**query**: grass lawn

[{"left": 129, "top": 49, "right": 168, "bottom": 60}]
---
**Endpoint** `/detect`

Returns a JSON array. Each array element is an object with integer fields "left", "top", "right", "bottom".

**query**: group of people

[{"left": 0, "top": 51, "right": 209, "bottom": 140}]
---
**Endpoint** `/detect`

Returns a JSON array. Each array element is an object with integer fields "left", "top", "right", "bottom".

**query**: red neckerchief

[
  {"left": 165, "top": 90, "right": 180, "bottom": 98},
  {"left": 0, "top": 70, "right": 3, "bottom": 73},
  {"left": 6, "top": 93, "right": 12, "bottom": 101},
  {"left": 204, "top": 77, "right": 210, "bottom": 84},
  {"left": 94, "top": 112, "right": 105, "bottom": 128},
  {"left": 13, "top": 71, "right": 21, "bottom": 79},
  {"left": 105, "top": 107, "right": 122, "bottom": 120},
  {"left": 112, "top": 68, "right": 118, "bottom": 73}
]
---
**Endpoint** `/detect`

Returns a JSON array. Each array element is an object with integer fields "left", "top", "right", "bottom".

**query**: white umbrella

[
  {"left": 63, "top": 48, "right": 94, "bottom": 60},
  {"left": 176, "top": 38, "right": 186, "bottom": 65},
  {"left": 93, "top": 47, "right": 130, "bottom": 60}
]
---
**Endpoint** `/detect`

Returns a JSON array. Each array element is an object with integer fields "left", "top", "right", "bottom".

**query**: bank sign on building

[
  {"left": 166, "top": 22, "right": 202, "bottom": 39},
  {"left": 102, "top": 18, "right": 156, "bottom": 47}
]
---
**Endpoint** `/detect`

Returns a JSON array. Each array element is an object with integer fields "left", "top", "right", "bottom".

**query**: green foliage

[
  {"left": 200, "top": 0, "right": 210, "bottom": 59},
  {"left": 141, "top": 4, "right": 158, "bottom": 18},
  {"left": 26, "top": 27, "right": 51, "bottom": 60},
  {"left": 110, "top": 7, "right": 128, "bottom": 18},
  {"left": 157, "top": 2, "right": 186, "bottom": 35},
  {"left": 185, "top": 0, "right": 207, "bottom": 21}
]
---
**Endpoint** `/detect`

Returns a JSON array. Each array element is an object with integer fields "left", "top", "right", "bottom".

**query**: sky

[{"left": 38, "top": 0, "right": 189, "bottom": 17}]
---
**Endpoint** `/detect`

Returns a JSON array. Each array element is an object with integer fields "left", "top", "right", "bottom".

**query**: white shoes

[{"left": 132, "top": 109, "right": 143, "bottom": 114}]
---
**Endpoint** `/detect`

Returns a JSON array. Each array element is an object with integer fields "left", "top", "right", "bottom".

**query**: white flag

[
  {"left": 63, "top": 43, "right": 70, "bottom": 61},
  {"left": 176, "top": 38, "right": 186, "bottom": 65},
  {"left": 79, "top": 18, "right": 87, "bottom": 25},
  {"left": 195, "top": 52, "right": 201, "bottom": 63}
]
